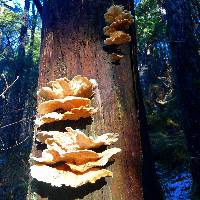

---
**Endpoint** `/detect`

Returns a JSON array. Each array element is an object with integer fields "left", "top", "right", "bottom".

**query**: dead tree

[{"left": 28, "top": 0, "right": 162, "bottom": 199}]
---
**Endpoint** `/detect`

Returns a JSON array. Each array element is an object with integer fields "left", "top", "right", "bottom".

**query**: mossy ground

[{"left": 146, "top": 99, "right": 193, "bottom": 199}]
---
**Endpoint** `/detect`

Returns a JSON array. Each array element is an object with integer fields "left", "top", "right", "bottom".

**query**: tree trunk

[
  {"left": 4, "top": 0, "right": 30, "bottom": 148},
  {"left": 165, "top": 0, "right": 200, "bottom": 195},
  {"left": 28, "top": 2, "right": 37, "bottom": 63},
  {"left": 28, "top": 0, "right": 162, "bottom": 199},
  {"left": 17, "top": 0, "right": 30, "bottom": 73}
]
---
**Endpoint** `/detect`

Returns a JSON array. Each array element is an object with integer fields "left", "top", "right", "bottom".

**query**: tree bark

[
  {"left": 28, "top": 0, "right": 162, "bottom": 199},
  {"left": 165, "top": 0, "right": 200, "bottom": 195}
]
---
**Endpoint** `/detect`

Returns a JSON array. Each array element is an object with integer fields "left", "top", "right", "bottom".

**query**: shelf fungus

[
  {"left": 31, "top": 128, "right": 121, "bottom": 187},
  {"left": 31, "top": 126, "right": 121, "bottom": 187},
  {"left": 104, "top": 5, "right": 133, "bottom": 25},
  {"left": 32, "top": 148, "right": 101, "bottom": 165},
  {"left": 32, "top": 76, "right": 121, "bottom": 188},
  {"left": 32, "top": 147, "right": 121, "bottom": 166},
  {"left": 36, "top": 77, "right": 98, "bottom": 126},
  {"left": 36, "top": 127, "right": 119, "bottom": 150},
  {"left": 66, "top": 148, "right": 121, "bottom": 172},
  {"left": 38, "top": 96, "right": 91, "bottom": 115},
  {"left": 35, "top": 106, "right": 97, "bottom": 126},
  {"left": 111, "top": 53, "right": 124, "bottom": 62},
  {"left": 103, "top": 26, "right": 116, "bottom": 36},
  {"left": 30, "top": 164, "right": 113, "bottom": 188},
  {"left": 103, "top": 5, "right": 134, "bottom": 61},
  {"left": 104, "top": 31, "right": 131, "bottom": 46},
  {"left": 38, "top": 75, "right": 97, "bottom": 100},
  {"left": 31, "top": 146, "right": 120, "bottom": 186}
]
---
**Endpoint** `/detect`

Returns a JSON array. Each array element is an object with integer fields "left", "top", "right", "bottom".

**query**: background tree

[
  {"left": 164, "top": 0, "right": 200, "bottom": 196},
  {"left": 28, "top": 0, "right": 162, "bottom": 199},
  {"left": 0, "top": 0, "right": 41, "bottom": 198},
  {"left": 135, "top": 0, "right": 194, "bottom": 199}
]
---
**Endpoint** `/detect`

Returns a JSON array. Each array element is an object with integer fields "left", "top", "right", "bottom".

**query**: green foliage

[
  {"left": 135, "top": 0, "right": 166, "bottom": 47},
  {"left": 32, "top": 32, "right": 41, "bottom": 64},
  {"left": 136, "top": 0, "right": 190, "bottom": 170},
  {"left": 0, "top": 7, "right": 21, "bottom": 27},
  {"left": 26, "top": 30, "right": 41, "bottom": 65},
  {"left": 0, "top": 4, "right": 41, "bottom": 68},
  {"left": 0, "top": 7, "right": 21, "bottom": 60}
]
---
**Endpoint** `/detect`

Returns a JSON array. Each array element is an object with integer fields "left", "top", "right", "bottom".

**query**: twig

[
  {"left": 0, "top": 115, "right": 35, "bottom": 129},
  {"left": 0, "top": 75, "right": 19, "bottom": 98},
  {"left": 0, "top": 135, "right": 30, "bottom": 151},
  {"left": 0, "top": 118, "right": 27, "bottom": 129}
]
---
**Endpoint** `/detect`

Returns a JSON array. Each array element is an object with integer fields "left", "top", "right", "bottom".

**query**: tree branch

[
  {"left": 33, "top": 0, "right": 42, "bottom": 18},
  {"left": 0, "top": 76, "right": 19, "bottom": 98}
]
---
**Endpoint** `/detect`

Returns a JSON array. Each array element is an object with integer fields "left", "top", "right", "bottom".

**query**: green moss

[
  {"left": 147, "top": 100, "right": 189, "bottom": 168},
  {"left": 149, "top": 129, "right": 189, "bottom": 168}
]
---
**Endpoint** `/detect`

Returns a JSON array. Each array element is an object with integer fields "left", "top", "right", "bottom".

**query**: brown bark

[{"left": 28, "top": 0, "right": 162, "bottom": 199}]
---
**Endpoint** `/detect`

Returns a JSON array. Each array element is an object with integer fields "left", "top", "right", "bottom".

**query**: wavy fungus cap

[
  {"left": 38, "top": 96, "right": 91, "bottom": 115},
  {"left": 32, "top": 148, "right": 101, "bottom": 165},
  {"left": 38, "top": 75, "right": 97, "bottom": 100},
  {"left": 32, "top": 146, "right": 120, "bottom": 171},
  {"left": 31, "top": 164, "right": 113, "bottom": 188},
  {"left": 36, "top": 127, "right": 119, "bottom": 151},
  {"left": 104, "top": 5, "right": 133, "bottom": 24},
  {"left": 104, "top": 31, "right": 131, "bottom": 45},
  {"left": 104, "top": 5, "right": 124, "bottom": 23},
  {"left": 35, "top": 106, "right": 97, "bottom": 126},
  {"left": 66, "top": 148, "right": 121, "bottom": 172}
]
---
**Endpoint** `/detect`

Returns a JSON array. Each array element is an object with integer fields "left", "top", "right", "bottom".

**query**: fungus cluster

[
  {"left": 103, "top": 5, "right": 134, "bottom": 61},
  {"left": 35, "top": 76, "right": 98, "bottom": 126},
  {"left": 31, "top": 75, "right": 121, "bottom": 188},
  {"left": 37, "top": 75, "right": 97, "bottom": 100}
]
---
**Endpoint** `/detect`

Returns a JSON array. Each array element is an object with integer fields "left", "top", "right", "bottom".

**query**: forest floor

[
  {"left": 147, "top": 104, "right": 193, "bottom": 200},
  {"left": 156, "top": 162, "right": 192, "bottom": 200}
]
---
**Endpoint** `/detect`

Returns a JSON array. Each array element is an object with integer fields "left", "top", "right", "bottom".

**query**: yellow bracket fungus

[
  {"left": 103, "top": 5, "right": 134, "bottom": 61},
  {"left": 32, "top": 76, "right": 121, "bottom": 188},
  {"left": 38, "top": 75, "right": 97, "bottom": 100},
  {"left": 38, "top": 96, "right": 91, "bottom": 115},
  {"left": 31, "top": 164, "right": 113, "bottom": 188},
  {"left": 104, "top": 31, "right": 131, "bottom": 45},
  {"left": 35, "top": 107, "right": 97, "bottom": 126},
  {"left": 36, "top": 127, "right": 119, "bottom": 150}
]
